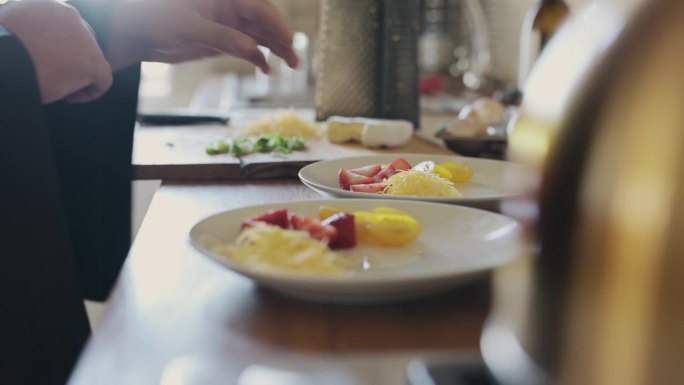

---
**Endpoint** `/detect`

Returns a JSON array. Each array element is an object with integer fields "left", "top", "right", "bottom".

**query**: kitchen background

[
  {"left": 137, "top": 0, "right": 594, "bottom": 112},
  {"left": 132, "top": 0, "right": 598, "bottom": 241},
  {"left": 85, "top": 0, "right": 619, "bottom": 330}
]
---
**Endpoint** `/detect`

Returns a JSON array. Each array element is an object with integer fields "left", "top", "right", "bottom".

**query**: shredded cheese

[
  {"left": 383, "top": 170, "right": 462, "bottom": 197},
  {"left": 220, "top": 223, "right": 347, "bottom": 275},
  {"left": 240, "top": 110, "right": 321, "bottom": 138}
]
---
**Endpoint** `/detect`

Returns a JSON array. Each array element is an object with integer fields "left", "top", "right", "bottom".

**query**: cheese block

[
  {"left": 326, "top": 116, "right": 414, "bottom": 148},
  {"left": 327, "top": 116, "right": 365, "bottom": 143}
]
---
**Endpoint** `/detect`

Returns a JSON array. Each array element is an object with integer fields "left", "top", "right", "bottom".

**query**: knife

[{"left": 137, "top": 113, "right": 230, "bottom": 126}]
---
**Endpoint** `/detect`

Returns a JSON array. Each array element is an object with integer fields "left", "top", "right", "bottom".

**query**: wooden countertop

[
  {"left": 68, "top": 181, "right": 490, "bottom": 385},
  {"left": 132, "top": 111, "right": 457, "bottom": 181}
]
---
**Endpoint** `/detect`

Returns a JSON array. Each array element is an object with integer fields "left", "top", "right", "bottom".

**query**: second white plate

[{"left": 298, "top": 154, "right": 532, "bottom": 208}]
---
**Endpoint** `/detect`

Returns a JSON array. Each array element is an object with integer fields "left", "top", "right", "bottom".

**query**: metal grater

[
  {"left": 315, "top": 0, "right": 380, "bottom": 120},
  {"left": 316, "top": 0, "right": 420, "bottom": 127},
  {"left": 379, "top": 0, "right": 421, "bottom": 127}
]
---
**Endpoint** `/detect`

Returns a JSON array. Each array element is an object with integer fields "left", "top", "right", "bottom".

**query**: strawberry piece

[
  {"left": 389, "top": 157, "right": 412, "bottom": 171},
  {"left": 242, "top": 208, "right": 289, "bottom": 229},
  {"left": 338, "top": 169, "right": 374, "bottom": 190},
  {"left": 350, "top": 164, "right": 382, "bottom": 177},
  {"left": 371, "top": 166, "right": 399, "bottom": 182},
  {"left": 290, "top": 213, "right": 338, "bottom": 243},
  {"left": 350, "top": 183, "right": 385, "bottom": 193},
  {"left": 322, "top": 213, "right": 356, "bottom": 249}
]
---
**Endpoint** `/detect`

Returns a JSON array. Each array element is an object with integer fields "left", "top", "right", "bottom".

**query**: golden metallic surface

[{"left": 484, "top": 1, "right": 684, "bottom": 384}]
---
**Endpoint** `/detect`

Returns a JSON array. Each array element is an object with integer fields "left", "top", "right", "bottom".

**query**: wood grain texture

[{"left": 69, "top": 181, "right": 490, "bottom": 385}]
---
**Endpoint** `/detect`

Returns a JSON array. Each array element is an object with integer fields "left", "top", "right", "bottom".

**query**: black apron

[{"left": 0, "top": 1, "right": 140, "bottom": 381}]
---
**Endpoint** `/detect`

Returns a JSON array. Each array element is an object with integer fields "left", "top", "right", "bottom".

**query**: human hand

[
  {"left": 0, "top": 0, "right": 112, "bottom": 104},
  {"left": 107, "top": 0, "right": 298, "bottom": 72}
]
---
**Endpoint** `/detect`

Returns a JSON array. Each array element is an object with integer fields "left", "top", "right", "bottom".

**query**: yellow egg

[
  {"left": 322, "top": 207, "right": 421, "bottom": 247},
  {"left": 438, "top": 162, "right": 473, "bottom": 183},
  {"left": 319, "top": 205, "right": 347, "bottom": 220},
  {"left": 364, "top": 212, "right": 421, "bottom": 246},
  {"left": 432, "top": 164, "right": 453, "bottom": 180},
  {"left": 371, "top": 207, "right": 410, "bottom": 216}
]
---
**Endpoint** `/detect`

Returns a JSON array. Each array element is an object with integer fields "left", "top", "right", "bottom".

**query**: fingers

[
  {"left": 189, "top": 17, "right": 270, "bottom": 73},
  {"left": 239, "top": 0, "right": 299, "bottom": 68},
  {"left": 64, "top": 72, "right": 112, "bottom": 104},
  {"left": 63, "top": 87, "right": 96, "bottom": 104},
  {"left": 240, "top": 23, "right": 299, "bottom": 69},
  {"left": 64, "top": 54, "right": 112, "bottom": 103},
  {"left": 145, "top": 47, "right": 222, "bottom": 63}
]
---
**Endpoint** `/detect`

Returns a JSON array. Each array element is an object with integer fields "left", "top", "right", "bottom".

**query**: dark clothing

[
  {"left": 45, "top": 54, "right": 140, "bottom": 302},
  {"left": 0, "top": 27, "right": 92, "bottom": 385},
  {"left": 48, "top": 0, "right": 142, "bottom": 302},
  {"left": 0, "top": 1, "right": 140, "bottom": 383}
]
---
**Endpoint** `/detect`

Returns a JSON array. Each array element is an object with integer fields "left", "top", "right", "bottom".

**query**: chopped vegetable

[
  {"left": 205, "top": 139, "right": 231, "bottom": 155},
  {"left": 289, "top": 136, "right": 307, "bottom": 151},
  {"left": 206, "top": 134, "right": 307, "bottom": 157}
]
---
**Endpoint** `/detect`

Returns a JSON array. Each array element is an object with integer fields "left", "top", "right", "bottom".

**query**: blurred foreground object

[
  {"left": 518, "top": 0, "right": 570, "bottom": 89},
  {"left": 483, "top": 1, "right": 684, "bottom": 385}
]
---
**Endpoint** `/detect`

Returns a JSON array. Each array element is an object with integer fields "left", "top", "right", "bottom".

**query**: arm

[
  {"left": 0, "top": 0, "right": 112, "bottom": 103},
  {"left": 16, "top": 0, "right": 142, "bottom": 301}
]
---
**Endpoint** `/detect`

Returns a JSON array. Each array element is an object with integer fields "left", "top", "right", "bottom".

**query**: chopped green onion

[
  {"left": 289, "top": 136, "right": 306, "bottom": 151},
  {"left": 205, "top": 139, "right": 230, "bottom": 155},
  {"left": 205, "top": 134, "right": 308, "bottom": 157}
]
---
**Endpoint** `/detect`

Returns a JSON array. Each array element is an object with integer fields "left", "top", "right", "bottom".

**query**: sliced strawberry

[
  {"left": 350, "top": 164, "right": 382, "bottom": 177},
  {"left": 242, "top": 208, "right": 289, "bottom": 229},
  {"left": 322, "top": 213, "right": 356, "bottom": 249},
  {"left": 339, "top": 169, "right": 374, "bottom": 190},
  {"left": 350, "top": 183, "right": 385, "bottom": 193},
  {"left": 372, "top": 166, "right": 399, "bottom": 182},
  {"left": 389, "top": 157, "right": 412, "bottom": 171},
  {"left": 290, "top": 213, "right": 338, "bottom": 242}
]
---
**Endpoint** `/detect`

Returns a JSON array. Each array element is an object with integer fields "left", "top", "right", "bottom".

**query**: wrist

[{"left": 106, "top": 1, "right": 148, "bottom": 71}]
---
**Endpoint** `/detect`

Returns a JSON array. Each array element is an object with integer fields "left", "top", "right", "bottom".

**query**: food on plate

[
  {"left": 219, "top": 207, "right": 421, "bottom": 274},
  {"left": 326, "top": 116, "right": 413, "bottom": 148},
  {"left": 383, "top": 170, "right": 461, "bottom": 197},
  {"left": 206, "top": 134, "right": 307, "bottom": 156},
  {"left": 241, "top": 109, "right": 321, "bottom": 138},
  {"left": 228, "top": 223, "right": 346, "bottom": 274},
  {"left": 319, "top": 206, "right": 421, "bottom": 246},
  {"left": 337, "top": 157, "right": 472, "bottom": 197},
  {"left": 438, "top": 162, "right": 474, "bottom": 183}
]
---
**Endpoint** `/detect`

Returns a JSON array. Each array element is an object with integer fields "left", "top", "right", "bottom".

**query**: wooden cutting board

[{"left": 133, "top": 122, "right": 455, "bottom": 181}]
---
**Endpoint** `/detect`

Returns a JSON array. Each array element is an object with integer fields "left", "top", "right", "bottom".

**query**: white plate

[
  {"left": 190, "top": 199, "right": 521, "bottom": 303},
  {"left": 298, "top": 154, "right": 532, "bottom": 208}
]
